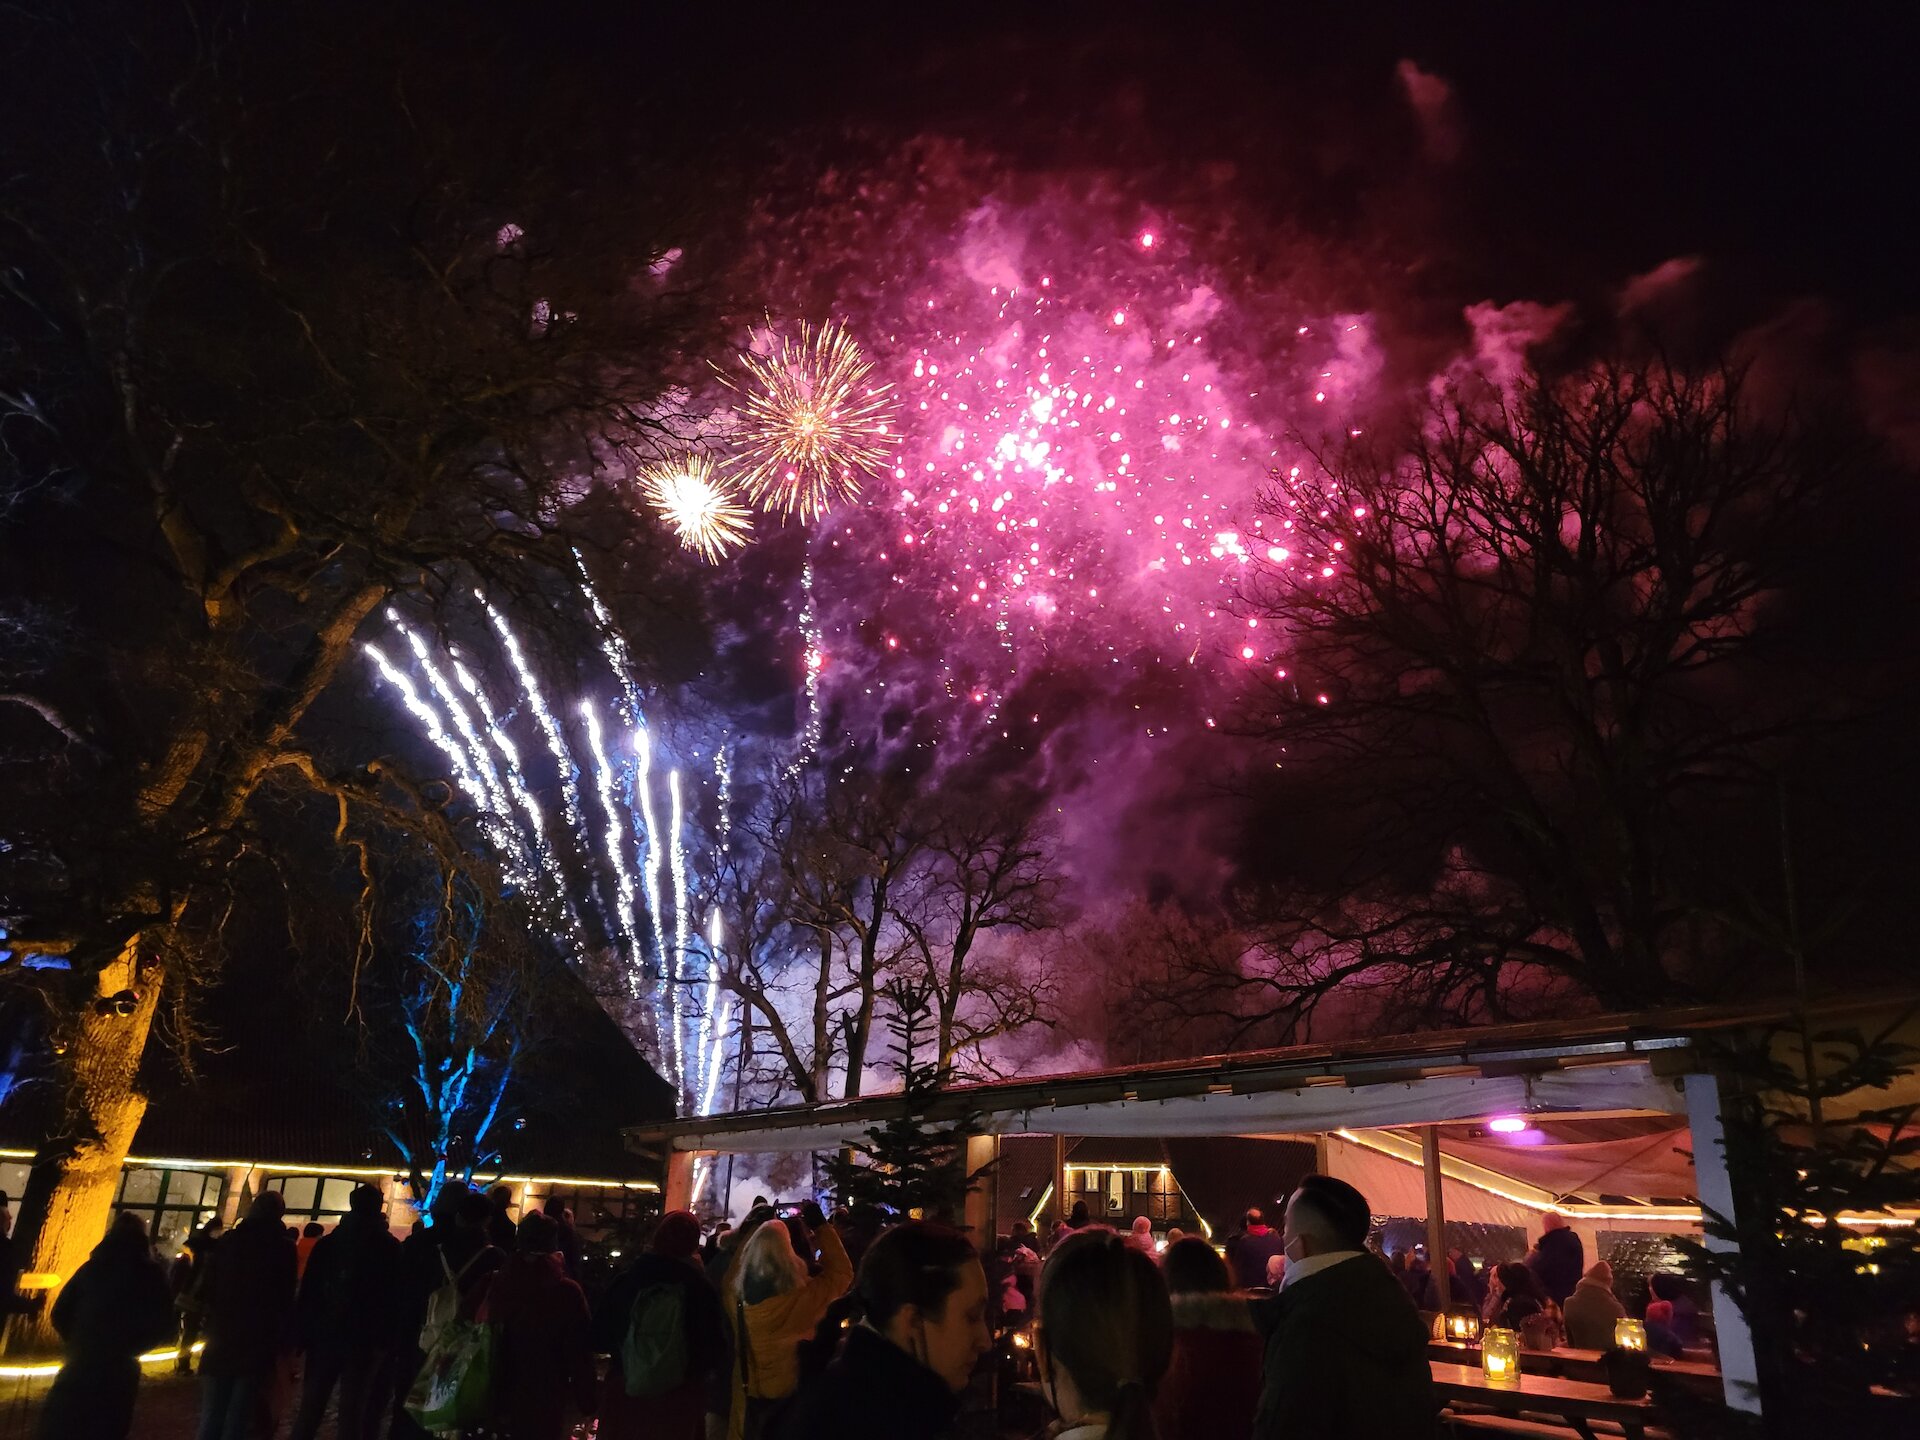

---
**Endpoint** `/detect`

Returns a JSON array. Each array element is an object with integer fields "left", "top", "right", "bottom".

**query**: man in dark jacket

[
  {"left": 287, "top": 1184, "right": 401, "bottom": 1440},
  {"left": 1226, "top": 1206, "right": 1288, "bottom": 1291},
  {"left": 38, "top": 1211, "right": 175, "bottom": 1440},
  {"left": 486, "top": 1184, "right": 518, "bottom": 1251},
  {"left": 1525, "top": 1213, "right": 1585, "bottom": 1307},
  {"left": 198, "top": 1190, "right": 298, "bottom": 1440},
  {"left": 1252, "top": 1175, "right": 1439, "bottom": 1440}
]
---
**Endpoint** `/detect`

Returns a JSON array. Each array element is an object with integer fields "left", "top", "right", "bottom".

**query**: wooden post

[
  {"left": 664, "top": 1149, "right": 696, "bottom": 1212},
  {"left": 1052, "top": 1133, "right": 1067, "bottom": 1230},
  {"left": 1422, "top": 1126, "right": 1450, "bottom": 1314}
]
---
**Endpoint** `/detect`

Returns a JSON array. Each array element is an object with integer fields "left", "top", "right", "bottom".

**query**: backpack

[
  {"left": 621, "top": 1280, "right": 689, "bottom": 1397},
  {"left": 419, "top": 1246, "right": 486, "bottom": 1354}
]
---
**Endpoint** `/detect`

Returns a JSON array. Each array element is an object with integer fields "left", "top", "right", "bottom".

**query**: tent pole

[
  {"left": 1683, "top": 1072, "right": 1762, "bottom": 1414},
  {"left": 1422, "top": 1126, "right": 1450, "bottom": 1314},
  {"left": 1053, "top": 1133, "right": 1067, "bottom": 1230}
]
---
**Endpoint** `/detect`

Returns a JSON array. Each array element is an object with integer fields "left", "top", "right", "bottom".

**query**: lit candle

[
  {"left": 1615, "top": 1318, "right": 1648, "bottom": 1353},
  {"left": 1482, "top": 1327, "right": 1521, "bottom": 1387}
]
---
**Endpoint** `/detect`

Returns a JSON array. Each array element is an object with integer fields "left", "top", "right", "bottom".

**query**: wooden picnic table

[
  {"left": 1430, "top": 1339, "right": 1720, "bottom": 1387},
  {"left": 1430, "top": 1359, "right": 1659, "bottom": 1440}
]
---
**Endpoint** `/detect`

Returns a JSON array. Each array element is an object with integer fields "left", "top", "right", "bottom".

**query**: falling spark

[
  {"left": 637, "top": 453, "right": 753, "bottom": 561},
  {"left": 725, "top": 320, "right": 897, "bottom": 521},
  {"left": 582, "top": 701, "right": 646, "bottom": 979}
]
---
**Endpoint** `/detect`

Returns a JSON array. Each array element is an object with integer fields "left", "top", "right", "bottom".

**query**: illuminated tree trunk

[{"left": 7, "top": 940, "right": 164, "bottom": 1354}]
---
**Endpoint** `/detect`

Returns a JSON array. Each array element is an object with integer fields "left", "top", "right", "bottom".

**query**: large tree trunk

[{"left": 7, "top": 940, "right": 164, "bottom": 1355}]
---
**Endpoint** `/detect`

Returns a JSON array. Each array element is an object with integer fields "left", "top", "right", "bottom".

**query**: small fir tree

[
  {"left": 826, "top": 980, "right": 992, "bottom": 1224},
  {"left": 1675, "top": 1014, "right": 1919, "bottom": 1438}
]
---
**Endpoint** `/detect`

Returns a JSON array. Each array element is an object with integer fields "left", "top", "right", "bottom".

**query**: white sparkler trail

[
  {"left": 669, "top": 767, "right": 691, "bottom": 1110},
  {"left": 576, "top": 553, "right": 647, "bottom": 725},
  {"left": 363, "top": 643, "right": 486, "bottom": 803},
  {"left": 484, "top": 598, "right": 594, "bottom": 858},
  {"left": 391, "top": 616, "right": 529, "bottom": 877},
  {"left": 582, "top": 701, "right": 645, "bottom": 978},
  {"left": 633, "top": 727, "right": 677, "bottom": 1093}
]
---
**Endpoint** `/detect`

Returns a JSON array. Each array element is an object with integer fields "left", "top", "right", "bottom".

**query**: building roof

[{"left": 626, "top": 994, "right": 1918, "bottom": 1157}]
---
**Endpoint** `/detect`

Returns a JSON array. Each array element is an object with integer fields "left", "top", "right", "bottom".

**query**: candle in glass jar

[
  {"left": 1481, "top": 1327, "right": 1521, "bottom": 1387},
  {"left": 1615, "top": 1318, "right": 1648, "bottom": 1352}
]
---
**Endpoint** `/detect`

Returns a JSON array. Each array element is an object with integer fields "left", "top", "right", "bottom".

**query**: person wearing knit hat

[
  {"left": 593, "top": 1212, "right": 727, "bottom": 1440},
  {"left": 1562, "top": 1259, "right": 1627, "bottom": 1350}
]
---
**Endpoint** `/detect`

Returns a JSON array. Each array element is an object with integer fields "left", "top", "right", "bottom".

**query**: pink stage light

[{"left": 1487, "top": 1115, "right": 1529, "bottom": 1135}]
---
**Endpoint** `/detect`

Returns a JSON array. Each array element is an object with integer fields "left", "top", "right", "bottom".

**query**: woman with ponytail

[{"left": 1034, "top": 1230, "right": 1174, "bottom": 1440}]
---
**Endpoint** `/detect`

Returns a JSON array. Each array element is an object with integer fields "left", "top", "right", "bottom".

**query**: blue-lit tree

[{"left": 380, "top": 870, "right": 535, "bottom": 1214}]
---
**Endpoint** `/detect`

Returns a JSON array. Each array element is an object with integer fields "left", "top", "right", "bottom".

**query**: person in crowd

[
  {"left": 776, "top": 1221, "right": 990, "bottom": 1440},
  {"left": 171, "top": 1217, "right": 222, "bottom": 1374},
  {"left": 390, "top": 1187, "right": 504, "bottom": 1440},
  {"left": 487, "top": 1185, "right": 519, "bottom": 1251},
  {"left": 1125, "top": 1217, "right": 1158, "bottom": 1256},
  {"left": 1067, "top": 1199, "right": 1092, "bottom": 1230},
  {"left": 1479, "top": 1261, "right": 1507, "bottom": 1327},
  {"left": 727, "top": 1211, "right": 853, "bottom": 1440},
  {"left": 707, "top": 1220, "right": 744, "bottom": 1289},
  {"left": 1226, "top": 1207, "right": 1287, "bottom": 1292},
  {"left": 542, "top": 1196, "right": 585, "bottom": 1281},
  {"left": 1562, "top": 1259, "right": 1626, "bottom": 1350},
  {"left": 36, "top": 1211, "right": 175, "bottom": 1440},
  {"left": 1050, "top": 1219, "right": 1073, "bottom": 1251},
  {"left": 594, "top": 1210, "right": 726, "bottom": 1440},
  {"left": 706, "top": 1210, "right": 774, "bottom": 1440},
  {"left": 1032, "top": 1228, "right": 1172, "bottom": 1440},
  {"left": 1490, "top": 1261, "right": 1564, "bottom": 1351},
  {"left": 1399, "top": 1248, "right": 1441, "bottom": 1312},
  {"left": 294, "top": 1220, "right": 325, "bottom": 1279},
  {"left": 1646, "top": 1273, "right": 1700, "bottom": 1346},
  {"left": 196, "top": 1190, "right": 298, "bottom": 1440},
  {"left": 286, "top": 1183, "right": 400, "bottom": 1440},
  {"left": 1446, "top": 1248, "right": 1485, "bottom": 1311},
  {"left": 1525, "top": 1212, "right": 1584, "bottom": 1307},
  {"left": 1161, "top": 1227, "right": 1185, "bottom": 1252},
  {"left": 1641, "top": 1298, "right": 1686, "bottom": 1358},
  {"left": 1251, "top": 1175, "right": 1438, "bottom": 1440},
  {"left": 1153, "top": 1236, "right": 1260, "bottom": 1440},
  {"left": 1005, "top": 1229, "right": 1041, "bottom": 1313},
  {"left": 481, "top": 1210, "right": 597, "bottom": 1440},
  {"left": 1264, "top": 1252, "right": 1287, "bottom": 1289}
]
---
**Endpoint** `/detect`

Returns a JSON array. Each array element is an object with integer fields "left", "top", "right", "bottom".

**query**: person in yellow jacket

[{"left": 727, "top": 1218, "right": 852, "bottom": 1440}]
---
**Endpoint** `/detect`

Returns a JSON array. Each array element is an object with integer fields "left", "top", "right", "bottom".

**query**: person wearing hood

[
  {"left": 1124, "top": 1217, "right": 1158, "bottom": 1257},
  {"left": 1251, "top": 1175, "right": 1439, "bottom": 1440},
  {"left": 775, "top": 1222, "right": 990, "bottom": 1440},
  {"left": 287, "top": 1183, "right": 402, "bottom": 1440},
  {"left": 36, "top": 1211, "right": 175, "bottom": 1440},
  {"left": 480, "top": 1210, "right": 597, "bottom": 1440},
  {"left": 197, "top": 1189, "right": 299, "bottom": 1440},
  {"left": 594, "top": 1210, "right": 727, "bottom": 1440},
  {"left": 1153, "top": 1237, "right": 1260, "bottom": 1440},
  {"left": 1562, "top": 1260, "right": 1627, "bottom": 1350}
]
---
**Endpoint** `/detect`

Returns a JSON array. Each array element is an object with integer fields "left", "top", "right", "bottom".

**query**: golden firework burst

[
  {"left": 724, "top": 320, "right": 897, "bottom": 521},
  {"left": 638, "top": 454, "right": 753, "bottom": 562}
]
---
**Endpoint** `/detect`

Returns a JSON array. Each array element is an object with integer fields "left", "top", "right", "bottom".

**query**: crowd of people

[{"left": 22, "top": 1168, "right": 1724, "bottom": 1440}]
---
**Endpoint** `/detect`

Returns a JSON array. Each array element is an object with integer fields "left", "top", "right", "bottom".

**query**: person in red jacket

[
  {"left": 480, "top": 1211, "right": 597, "bottom": 1440},
  {"left": 1153, "top": 1237, "right": 1262, "bottom": 1440}
]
